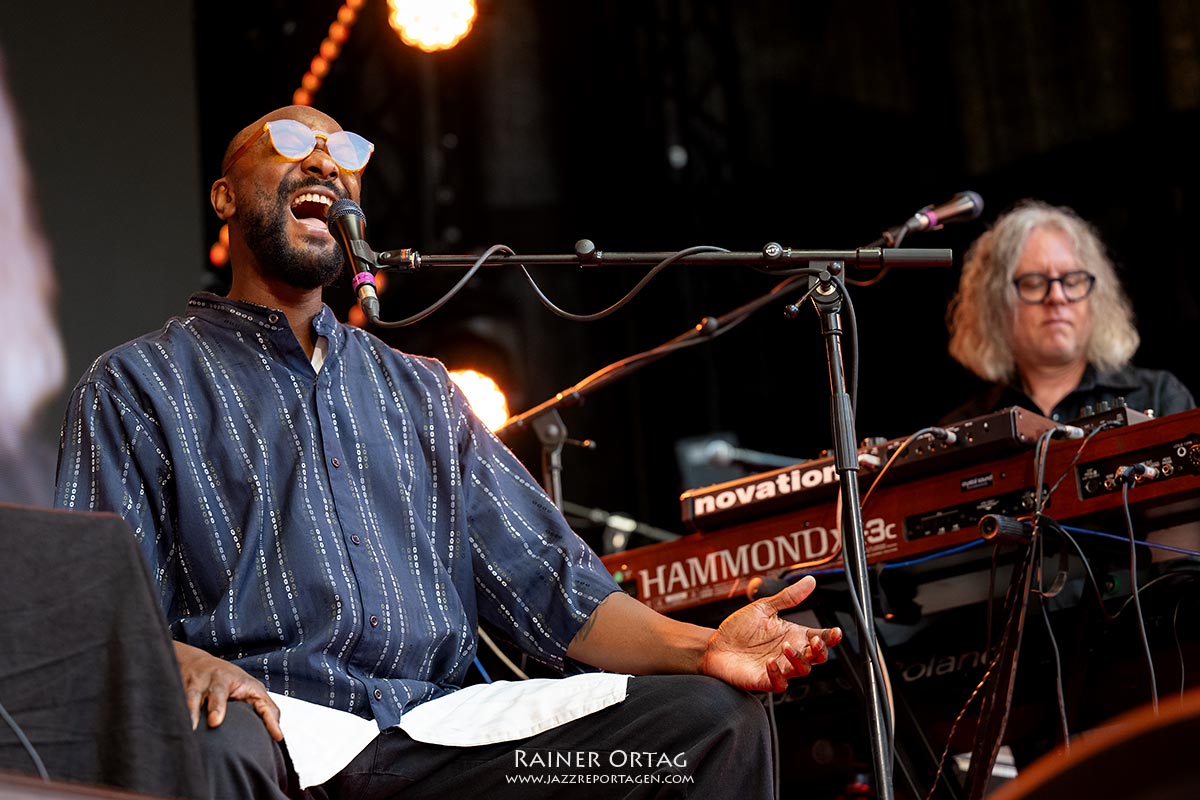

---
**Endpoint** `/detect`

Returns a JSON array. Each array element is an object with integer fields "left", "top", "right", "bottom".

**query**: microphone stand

[
  {"left": 805, "top": 261, "right": 894, "bottom": 800},
  {"left": 529, "top": 409, "right": 568, "bottom": 508},
  {"left": 372, "top": 240, "right": 948, "bottom": 796}
]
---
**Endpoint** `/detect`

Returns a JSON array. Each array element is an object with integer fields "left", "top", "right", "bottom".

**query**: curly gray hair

[{"left": 947, "top": 199, "right": 1138, "bottom": 383}]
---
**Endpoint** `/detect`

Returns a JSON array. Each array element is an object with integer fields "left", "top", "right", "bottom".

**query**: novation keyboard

[
  {"left": 603, "top": 407, "right": 1200, "bottom": 615},
  {"left": 680, "top": 406, "right": 1058, "bottom": 532}
]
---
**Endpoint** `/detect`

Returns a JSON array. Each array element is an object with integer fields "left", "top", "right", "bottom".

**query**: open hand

[{"left": 699, "top": 575, "right": 842, "bottom": 692}]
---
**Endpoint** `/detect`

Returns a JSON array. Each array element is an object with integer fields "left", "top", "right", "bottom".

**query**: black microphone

[
  {"left": 879, "top": 191, "right": 984, "bottom": 246},
  {"left": 327, "top": 199, "right": 379, "bottom": 324}
]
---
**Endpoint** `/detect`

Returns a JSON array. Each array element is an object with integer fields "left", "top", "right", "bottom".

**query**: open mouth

[{"left": 290, "top": 192, "right": 334, "bottom": 230}]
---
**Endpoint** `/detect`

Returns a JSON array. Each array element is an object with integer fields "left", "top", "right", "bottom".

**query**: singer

[{"left": 53, "top": 105, "right": 841, "bottom": 799}]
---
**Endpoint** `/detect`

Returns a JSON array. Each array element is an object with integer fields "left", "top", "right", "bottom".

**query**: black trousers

[{"left": 196, "top": 675, "right": 773, "bottom": 799}]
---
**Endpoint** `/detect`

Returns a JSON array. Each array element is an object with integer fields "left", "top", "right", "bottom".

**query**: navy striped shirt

[{"left": 55, "top": 293, "right": 618, "bottom": 728}]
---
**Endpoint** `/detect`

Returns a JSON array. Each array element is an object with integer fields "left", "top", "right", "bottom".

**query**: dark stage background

[{"left": 7, "top": 0, "right": 1200, "bottom": 544}]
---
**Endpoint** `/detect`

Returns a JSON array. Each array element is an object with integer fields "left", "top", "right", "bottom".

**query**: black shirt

[{"left": 941, "top": 364, "right": 1196, "bottom": 425}]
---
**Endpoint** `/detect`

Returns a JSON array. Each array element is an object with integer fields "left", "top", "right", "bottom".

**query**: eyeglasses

[
  {"left": 222, "top": 119, "right": 375, "bottom": 175},
  {"left": 1011, "top": 270, "right": 1097, "bottom": 304}
]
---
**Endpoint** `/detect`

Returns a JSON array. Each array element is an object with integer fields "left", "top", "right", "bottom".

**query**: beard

[{"left": 239, "top": 176, "right": 347, "bottom": 290}]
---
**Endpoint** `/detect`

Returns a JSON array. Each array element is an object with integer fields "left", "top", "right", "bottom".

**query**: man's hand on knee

[{"left": 173, "top": 640, "right": 284, "bottom": 742}]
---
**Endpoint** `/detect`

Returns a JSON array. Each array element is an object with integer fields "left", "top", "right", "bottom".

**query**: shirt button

[
  {"left": 331, "top": 457, "right": 341, "bottom": 468},
  {"left": 351, "top": 534, "right": 361, "bottom": 545},
  {"left": 370, "top": 615, "right": 379, "bottom": 627},
  {"left": 374, "top": 688, "right": 383, "bottom": 701}
]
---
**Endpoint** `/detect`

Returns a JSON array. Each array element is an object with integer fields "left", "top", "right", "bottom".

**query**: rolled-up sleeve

[{"left": 453, "top": 386, "right": 619, "bottom": 669}]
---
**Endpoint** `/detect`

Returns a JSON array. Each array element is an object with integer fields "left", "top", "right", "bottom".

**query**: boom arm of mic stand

[{"left": 374, "top": 244, "right": 953, "bottom": 271}]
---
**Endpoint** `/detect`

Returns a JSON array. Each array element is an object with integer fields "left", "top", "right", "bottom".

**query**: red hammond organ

[{"left": 601, "top": 408, "right": 1200, "bottom": 616}]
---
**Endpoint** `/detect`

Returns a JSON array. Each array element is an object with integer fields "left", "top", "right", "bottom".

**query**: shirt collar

[
  {"left": 186, "top": 292, "right": 341, "bottom": 343},
  {"left": 1070, "top": 364, "right": 1140, "bottom": 394},
  {"left": 186, "top": 292, "right": 290, "bottom": 332}
]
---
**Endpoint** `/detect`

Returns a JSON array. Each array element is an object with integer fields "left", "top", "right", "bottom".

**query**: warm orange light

[
  {"left": 329, "top": 21, "right": 349, "bottom": 43},
  {"left": 387, "top": 0, "right": 477, "bottom": 53},
  {"left": 302, "top": 72, "right": 321, "bottom": 92},
  {"left": 209, "top": 241, "right": 228, "bottom": 267},
  {"left": 293, "top": 88, "right": 312, "bottom": 106},
  {"left": 320, "top": 39, "right": 340, "bottom": 60},
  {"left": 218, "top": 224, "right": 229, "bottom": 247},
  {"left": 311, "top": 56, "right": 330, "bottom": 78},
  {"left": 448, "top": 369, "right": 508, "bottom": 431},
  {"left": 338, "top": 5, "right": 357, "bottom": 25}
]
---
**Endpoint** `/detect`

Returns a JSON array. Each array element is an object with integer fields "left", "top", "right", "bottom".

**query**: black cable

[
  {"left": 1121, "top": 480, "right": 1159, "bottom": 714},
  {"left": 985, "top": 542, "right": 1000, "bottom": 659},
  {"left": 1041, "top": 422, "right": 1115, "bottom": 504},
  {"left": 1027, "top": 515, "right": 1075, "bottom": 748},
  {"left": 835, "top": 496, "right": 895, "bottom": 773},
  {"left": 569, "top": 273, "right": 812, "bottom": 395},
  {"left": 929, "top": 426, "right": 1104, "bottom": 796},
  {"left": 1038, "top": 597, "right": 1071, "bottom": 748},
  {"left": 1043, "top": 520, "right": 1118, "bottom": 622},
  {"left": 836, "top": 275, "right": 860, "bottom": 411},
  {"left": 923, "top": 583, "right": 1025, "bottom": 800},
  {"left": 859, "top": 426, "right": 953, "bottom": 512},
  {"left": 845, "top": 265, "right": 892, "bottom": 288},
  {"left": 770, "top": 270, "right": 859, "bottom": 407},
  {"left": 763, "top": 693, "right": 781, "bottom": 800},
  {"left": 0, "top": 698, "right": 48, "bottom": 781},
  {"left": 785, "top": 496, "right": 895, "bottom": 774},
  {"left": 371, "top": 244, "right": 513, "bottom": 328},
  {"left": 520, "top": 245, "right": 731, "bottom": 321},
  {"left": 1174, "top": 599, "right": 1187, "bottom": 702},
  {"left": 1041, "top": 516, "right": 1198, "bottom": 623},
  {"left": 827, "top": 544, "right": 894, "bottom": 761},
  {"left": 927, "top": 538, "right": 1036, "bottom": 799},
  {"left": 1033, "top": 428, "right": 1056, "bottom": 513},
  {"left": 496, "top": 272, "right": 816, "bottom": 437},
  {"left": 1109, "top": 572, "right": 1196, "bottom": 618},
  {"left": 974, "top": 535, "right": 1039, "bottom": 793}
]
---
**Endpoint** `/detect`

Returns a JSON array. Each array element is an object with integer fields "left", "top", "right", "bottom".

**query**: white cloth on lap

[{"left": 272, "top": 673, "right": 630, "bottom": 788}]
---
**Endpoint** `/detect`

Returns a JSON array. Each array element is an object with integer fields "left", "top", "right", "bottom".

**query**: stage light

[
  {"left": 328, "top": 20, "right": 350, "bottom": 44},
  {"left": 209, "top": 241, "right": 228, "bottom": 268},
  {"left": 448, "top": 368, "right": 509, "bottom": 431},
  {"left": 387, "top": 0, "right": 477, "bottom": 53},
  {"left": 209, "top": 225, "right": 231, "bottom": 267}
]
